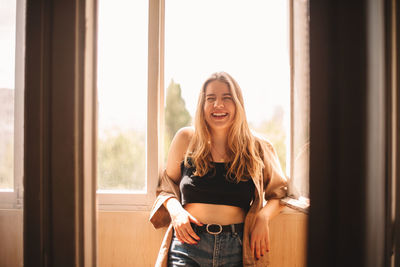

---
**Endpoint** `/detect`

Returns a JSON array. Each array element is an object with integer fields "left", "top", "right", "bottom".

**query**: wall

[
  {"left": 0, "top": 209, "right": 23, "bottom": 267},
  {"left": 0, "top": 208, "right": 307, "bottom": 267}
]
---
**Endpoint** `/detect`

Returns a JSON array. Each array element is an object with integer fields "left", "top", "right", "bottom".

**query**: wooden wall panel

[
  {"left": 98, "top": 209, "right": 307, "bottom": 267},
  {"left": 269, "top": 210, "right": 308, "bottom": 267},
  {"left": 0, "top": 209, "right": 307, "bottom": 266},
  {"left": 97, "top": 211, "right": 166, "bottom": 267},
  {"left": 0, "top": 209, "right": 23, "bottom": 267}
]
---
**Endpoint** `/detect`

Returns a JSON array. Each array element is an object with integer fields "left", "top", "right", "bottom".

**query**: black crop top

[{"left": 180, "top": 159, "right": 255, "bottom": 211}]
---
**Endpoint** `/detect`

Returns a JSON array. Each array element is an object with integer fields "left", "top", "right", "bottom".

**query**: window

[
  {"left": 97, "top": 0, "right": 310, "bottom": 211},
  {"left": 0, "top": 0, "right": 25, "bottom": 209},
  {"left": 96, "top": 0, "right": 152, "bottom": 209},
  {"left": 164, "top": 0, "right": 291, "bottom": 175}
]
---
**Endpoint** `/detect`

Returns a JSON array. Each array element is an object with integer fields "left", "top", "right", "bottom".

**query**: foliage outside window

[{"left": 97, "top": 0, "right": 148, "bottom": 192}]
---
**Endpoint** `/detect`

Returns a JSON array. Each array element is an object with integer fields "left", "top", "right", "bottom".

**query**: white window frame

[
  {"left": 280, "top": 0, "right": 310, "bottom": 213},
  {"left": 0, "top": 0, "right": 25, "bottom": 210},
  {"left": 97, "top": 0, "right": 165, "bottom": 211}
]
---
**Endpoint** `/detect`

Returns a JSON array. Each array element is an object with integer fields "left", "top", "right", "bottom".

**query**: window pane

[
  {"left": 97, "top": 0, "right": 148, "bottom": 191},
  {"left": 0, "top": 1, "right": 24, "bottom": 266},
  {"left": 164, "top": 0, "right": 290, "bottom": 172},
  {"left": 0, "top": 1, "right": 17, "bottom": 190}
]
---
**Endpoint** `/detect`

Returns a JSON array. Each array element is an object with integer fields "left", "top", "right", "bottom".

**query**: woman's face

[{"left": 203, "top": 80, "right": 236, "bottom": 133}]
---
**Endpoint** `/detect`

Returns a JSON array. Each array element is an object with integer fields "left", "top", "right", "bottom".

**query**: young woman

[{"left": 149, "top": 72, "right": 288, "bottom": 267}]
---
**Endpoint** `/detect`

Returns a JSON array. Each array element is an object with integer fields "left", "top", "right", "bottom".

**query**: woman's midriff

[{"left": 184, "top": 203, "right": 246, "bottom": 225}]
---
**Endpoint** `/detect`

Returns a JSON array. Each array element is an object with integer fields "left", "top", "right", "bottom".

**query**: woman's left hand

[{"left": 250, "top": 212, "right": 270, "bottom": 260}]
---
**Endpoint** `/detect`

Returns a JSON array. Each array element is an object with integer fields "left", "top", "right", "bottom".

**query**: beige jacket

[{"left": 149, "top": 137, "right": 288, "bottom": 267}]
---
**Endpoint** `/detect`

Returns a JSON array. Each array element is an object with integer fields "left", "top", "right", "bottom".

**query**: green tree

[
  {"left": 164, "top": 79, "right": 192, "bottom": 159},
  {"left": 97, "top": 129, "right": 146, "bottom": 190}
]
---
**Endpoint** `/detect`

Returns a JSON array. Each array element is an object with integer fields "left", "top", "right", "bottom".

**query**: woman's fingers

[
  {"left": 180, "top": 226, "right": 198, "bottom": 244},
  {"left": 175, "top": 223, "right": 199, "bottom": 244},
  {"left": 250, "top": 236, "right": 258, "bottom": 258},
  {"left": 174, "top": 230, "right": 185, "bottom": 243},
  {"left": 265, "top": 236, "right": 270, "bottom": 252},
  {"left": 259, "top": 239, "right": 266, "bottom": 257},
  {"left": 176, "top": 229, "right": 192, "bottom": 244},
  {"left": 188, "top": 213, "right": 203, "bottom": 226},
  {"left": 251, "top": 235, "right": 270, "bottom": 260},
  {"left": 255, "top": 239, "right": 261, "bottom": 259},
  {"left": 186, "top": 224, "right": 201, "bottom": 241}
]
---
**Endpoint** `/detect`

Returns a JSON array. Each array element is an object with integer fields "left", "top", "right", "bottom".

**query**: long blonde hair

[{"left": 184, "top": 72, "right": 264, "bottom": 183}]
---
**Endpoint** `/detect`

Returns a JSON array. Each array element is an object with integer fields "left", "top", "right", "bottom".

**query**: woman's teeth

[{"left": 212, "top": 113, "right": 227, "bottom": 117}]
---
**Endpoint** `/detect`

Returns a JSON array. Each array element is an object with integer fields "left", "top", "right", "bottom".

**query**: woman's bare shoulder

[
  {"left": 175, "top": 126, "right": 195, "bottom": 141},
  {"left": 171, "top": 127, "right": 194, "bottom": 151}
]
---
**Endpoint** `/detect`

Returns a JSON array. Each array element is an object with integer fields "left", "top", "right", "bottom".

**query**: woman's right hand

[{"left": 165, "top": 197, "right": 203, "bottom": 244}]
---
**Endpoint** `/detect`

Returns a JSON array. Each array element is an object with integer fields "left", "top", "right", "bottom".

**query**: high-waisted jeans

[{"left": 168, "top": 225, "right": 243, "bottom": 267}]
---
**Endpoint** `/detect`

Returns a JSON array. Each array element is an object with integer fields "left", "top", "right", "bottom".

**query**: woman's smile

[
  {"left": 211, "top": 112, "right": 229, "bottom": 120},
  {"left": 212, "top": 112, "right": 228, "bottom": 117}
]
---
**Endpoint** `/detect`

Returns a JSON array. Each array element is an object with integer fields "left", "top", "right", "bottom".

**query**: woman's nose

[{"left": 214, "top": 98, "right": 224, "bottom": 108}]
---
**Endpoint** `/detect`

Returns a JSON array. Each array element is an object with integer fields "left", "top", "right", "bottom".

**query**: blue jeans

[{"left": 168, "top": 226, "right": 243, "bottom": 267}]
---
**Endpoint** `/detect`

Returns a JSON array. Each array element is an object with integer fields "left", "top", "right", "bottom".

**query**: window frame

[
  {"left": 280, "top": 0, "right": 310, "bottom": 213},
  {"left": 97, "top": 0, "right": 165, "bottom": 211},
  {"left": 0, "top": 0, "right": 25, "bottom": 210}
]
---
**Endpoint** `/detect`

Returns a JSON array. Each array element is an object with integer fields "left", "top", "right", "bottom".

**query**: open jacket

[{"left": 149, "top": 137, "right": 288, "bottom": 267}]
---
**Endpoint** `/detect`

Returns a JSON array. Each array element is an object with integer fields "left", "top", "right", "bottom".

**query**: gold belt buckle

[{"left": 206, "top": 224, "right": 223, "bottom": 235}]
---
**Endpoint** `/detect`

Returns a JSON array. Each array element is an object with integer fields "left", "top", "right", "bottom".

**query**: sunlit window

[
  {"left": 164, "top": 0, "right": 290, "bottom": 173},
  {"left": 97, "top": 0, "right": 149, "bottom": 192},
  {"left": 0, "top": 0, "right": 25, "bottom": 209},
  {"left": 0, "top": 1, "right": 17, "bottom": 191}
]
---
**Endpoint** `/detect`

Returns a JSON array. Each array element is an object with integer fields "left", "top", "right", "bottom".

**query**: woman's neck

[
  {"left": 210, "top": 130, "right": 228, "bottom": 147},
  {"left": 210, "top": 130, "right": 229, "bottom": 162}
]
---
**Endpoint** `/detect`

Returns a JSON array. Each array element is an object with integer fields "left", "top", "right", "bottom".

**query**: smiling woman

[{"left": 150, "top": 72, "right": 288, "bottom": 267}]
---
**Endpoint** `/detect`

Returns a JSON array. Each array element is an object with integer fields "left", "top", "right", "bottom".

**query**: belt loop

[{"left": 231, "top": 224, "right": 235, "bottom": 233}]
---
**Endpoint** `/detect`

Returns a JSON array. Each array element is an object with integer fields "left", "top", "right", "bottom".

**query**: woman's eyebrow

[{"left": 205, "top": 93, "right": 232, "bottom": 97}]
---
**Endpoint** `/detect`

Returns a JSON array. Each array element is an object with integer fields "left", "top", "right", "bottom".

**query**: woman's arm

[
  {"left": 165, "top": 127, "right": 193, "bottom": 181},
  {"left": 250, "top": 199, "right": 285, "bottom": 260},
  {"left": 162, "top": 127, "right": 203, "bottom": 244},
  {"left": 149, "top": 127, "right": 195, "bottom": 228},
  {"left": 250, "top": 138, "right": 288, "bottom": 260}
]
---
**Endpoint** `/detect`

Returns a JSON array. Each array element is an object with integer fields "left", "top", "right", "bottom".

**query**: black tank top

[{"left": 180, "top": 159, "right": 255, "bottom": 211}]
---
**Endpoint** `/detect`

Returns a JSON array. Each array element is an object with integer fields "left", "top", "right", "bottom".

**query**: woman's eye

[
  {"left": 206, "top": 97, "right": 216, "bottom": 102},
  {"left": 223, "top": 97, "right": 232, "bottom": 101}
]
